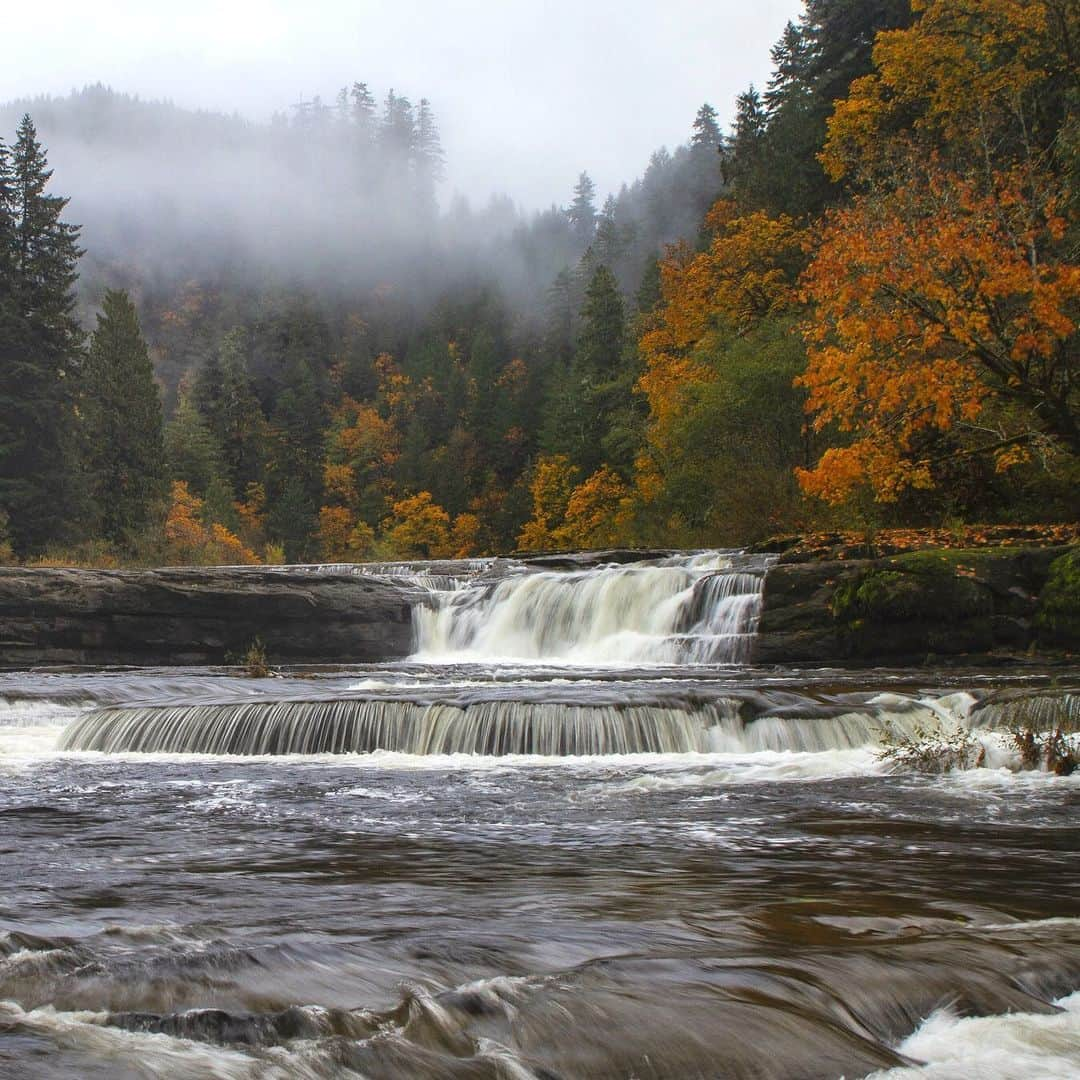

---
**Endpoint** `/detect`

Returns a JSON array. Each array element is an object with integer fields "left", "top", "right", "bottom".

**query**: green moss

[
  {"left": 832, "top": 554, "right": 991, "bottom": 625},
  {"left": 1037, "top": 546, "right": 1080, "bottom": 649}
]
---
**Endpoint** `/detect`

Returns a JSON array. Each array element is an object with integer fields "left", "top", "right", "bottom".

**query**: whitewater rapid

[{"left": 2, "top": 550, "right": 1079, "bottom": 1078}]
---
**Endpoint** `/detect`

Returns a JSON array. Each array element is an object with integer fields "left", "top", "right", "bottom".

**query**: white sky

[{"left": 2, "top": 0, "right": 803, "bottom": 209}]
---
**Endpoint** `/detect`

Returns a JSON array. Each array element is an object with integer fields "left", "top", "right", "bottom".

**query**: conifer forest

[
  {"left": 0, "top": 0, "right": 1076, "bottom": 567},
  {"left": 3, "top": 5, "right": 1080, "bottom": 1079}
]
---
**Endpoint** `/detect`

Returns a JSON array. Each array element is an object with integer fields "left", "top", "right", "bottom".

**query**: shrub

[{"left": 877, "top": 721, "right": 985, "bottom": 774}]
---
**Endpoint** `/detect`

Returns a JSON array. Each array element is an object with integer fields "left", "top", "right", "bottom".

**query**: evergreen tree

[
  {"left": 577, "top": 264, "right": 625, "bottom": 381},
  {"left": 725, "top": 88, "right": 769, "bottom": 209},
  {"left": 543, "top": 265, "right": 627, "bottom": 475},
  {"left": 195, "top": 329, "right": 264, "bottom": 495},
  {"left": 691, "top": 103, "right": 722, "bottom": 152},
  {"left": 568, "top": 171, "right": 598, "bottom": 248},
  {"left": 592, "top": 196, "right": 623, "bottom": 269},
  {"left": 688, "top": 103, "right": 726, "bottom": 218},
  {"left": 379, "top": 89, "right": 415, "bottom": 190},
  {"left": 350, "top": 81, "right": 377, "bottom": 134},
  {"left": 0, "top": 116, "right": 84, "bottom": 553},
  {"left": 81, "top": 289, "right": 165, "bottom": 544},
  {"left": 413, "top": 98, "right": 445, "bottom": 217},
  {"left": 265, "top": 359, "right": 323, "bottom": 559},
  {"left": 164, "top": 380, "right": 225, "bottom": 496}
]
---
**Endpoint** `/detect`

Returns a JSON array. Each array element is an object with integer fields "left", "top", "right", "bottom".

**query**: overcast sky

[{"left": 2, "top": 0, "right": 803, "bottom": 210}]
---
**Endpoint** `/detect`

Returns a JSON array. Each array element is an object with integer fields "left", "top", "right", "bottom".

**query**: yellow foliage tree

[
  {"left": 638, "top": 202, "right": 803, "bottom": 445},
  {"left": 558, "top": 467, "right": 634, "bottom": 549},
  {"left": 381, "top": 491, "right": 452, "bottom": 559},
  {"left": 448, "top": 512, "right": 482, "bottom": 558},
  {"left": 317, "top": 505, "right": 376, "bottom": 562},
  {"left": 517, "top": 455, "right": 581, "bottom": 551}
]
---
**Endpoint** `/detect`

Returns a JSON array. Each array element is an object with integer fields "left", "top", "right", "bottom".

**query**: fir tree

[
  {"left": 81, "top": 289, "right": 165, "bottom": 544},
  {"left": 194, "top": 329, "right": 264, "bottom": 495},
  {"left": 568, "top": 171, "right": 598, "bottom": 249},
  {"left": 164, "top": 380, "right": 226, "bottom": 496},
  {"left": 413, "top": 98, "right": 445, "bottom": 217},
  {"left": 691, "top": 103, "right": 722, "bottom": 152},
  {"left": 577, "top": 264, "right": 625, "bottom": 381},
  {"left": 350, "top": 81, "right": 377, "bottom": 134},
  {"left": 543, "top": 264, "right": 627, "bottom": 475},
  {"left": 0, "top": 116, "right": 84, "bottom": 553}
]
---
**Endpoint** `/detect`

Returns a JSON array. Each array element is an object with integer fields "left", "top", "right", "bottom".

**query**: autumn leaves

[{"left": 641, "top": 0, "right": 1077, "bottom": 517}]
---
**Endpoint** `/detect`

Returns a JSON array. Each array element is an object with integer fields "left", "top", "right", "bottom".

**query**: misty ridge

[{"left": 0, "top": 83, "right": 724, "bottom": 320}]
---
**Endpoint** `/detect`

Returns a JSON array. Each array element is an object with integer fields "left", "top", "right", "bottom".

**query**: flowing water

[{"left": 2, "top": 552, "right": 1079, "bottom": 1078}]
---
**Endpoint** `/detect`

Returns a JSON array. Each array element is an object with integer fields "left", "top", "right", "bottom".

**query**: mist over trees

[{"left": 0, "top": 0, "right": 1075, "bottom": 564}]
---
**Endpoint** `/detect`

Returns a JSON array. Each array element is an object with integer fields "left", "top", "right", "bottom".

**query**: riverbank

[
  {"left": 752, "top": 542, "right": 1078, "bottom": 666},
  {"left": 0, "top": 537, "right": 1074, "bottom": 668}
]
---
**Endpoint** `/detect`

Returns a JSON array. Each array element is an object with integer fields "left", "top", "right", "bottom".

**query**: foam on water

[
  {"left": 0, "top": 698, "right": 89, "bottom": 762},
  {"left": 869, "top": 991, "right": 1080, "bottom": 1080}
]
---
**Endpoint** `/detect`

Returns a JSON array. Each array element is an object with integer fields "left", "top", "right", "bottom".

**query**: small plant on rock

[{"left": 239, "top": 638, "right": 271, "bottom": 679}]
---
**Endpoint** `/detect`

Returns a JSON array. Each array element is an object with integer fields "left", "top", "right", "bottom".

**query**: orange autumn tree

[
  {"left": 634, "top": 201, "right": 808, "bottom": 540},
  {"left": 638, "top": 202, "right": 803, "bottom": 446},
  {"left": 163, "top": 481, "right": 261, "bottom": 565},
  {"left": 798, "top": 0, "right": 1079, "bottom": 504},
  {"left": 317, "top": 396, "right": 399, "bottom": 559},
  {"left": 558, "top": 467, "right": 634, "bottom": 549},
  {"left": 517, "top": 455, "right": 580, "bottom": 551}
]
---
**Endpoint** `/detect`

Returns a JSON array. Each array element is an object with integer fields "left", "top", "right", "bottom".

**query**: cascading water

[
  {"left": 56, "top": 550, "right": 1051, "bottom": 759},
  {"left": 15, "top": 554, "right": 1080, "bottom": 1079},
  {"left": 413, "top": 551, "right": 774, "bottom": 664}
]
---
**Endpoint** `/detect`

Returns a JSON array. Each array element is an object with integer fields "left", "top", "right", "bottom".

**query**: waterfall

[
  {"left": 54, "top": 549, "right": 801, "bottom": 758},
  {"left": 58, "top": 699, "right": 736, "bottom": 756},
  {"left": 57, "top": 693, "right": 972, "bottom": 758},
  {"left": 413, "top": 552, "right": 773, "bottom": 664}
]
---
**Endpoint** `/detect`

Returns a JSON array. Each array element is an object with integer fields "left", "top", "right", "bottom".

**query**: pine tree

[
  {"left": 164, "top": 379, "right": 226, "bottom": 496},
  {"left": 194, "top": 329, "right": 264, "bottom": 495},
  {"left": 725, "top": 87, "right": 769, "bottom": 208},
  {"left": 579, "top": 265, "right": 635, "bottom": 475},
  {"left": 0, "top": 116, "right": 84, "bottom": 553},
  {"left": 691, "top": 103, "right": 722, "bottom": 152},
  {"left": 568, "top": 171, "right": 597, "bottom": 249},
  {"left": 350, "top": 82, "right": 377, "bottom": 134},
  {"left": 593, "top": 196, "right": 623, "bottom": 269},
  {"left": 577, "top": 265, "right": 625, "bottom": 381},
  {"left": 265, "top": 360, "right": 323, "bottom": 559},
  {"left": 81, "top": 289, "right": 165, "bottom": 544},
  {"left": 543, "top": 265, "right": 628, "bottom": 475},
  {"left": 688, "top": 103, "right": 726, "bottom": 217},
  {"left": 348, "top": 81, "right": 378, "bottom": 183},
  {"left": 413, "top": 98, "right": 445, "bottom": 218},
  {"left": 379, "top": 89, "right": 415, "bottom": 190}
]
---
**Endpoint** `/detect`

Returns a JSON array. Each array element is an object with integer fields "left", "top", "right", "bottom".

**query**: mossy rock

[
  {"left": 832, "top": 556, "right": 992, "bottom": 626},
  {"left": 1036, "top": 546, "right": 1080, "bottom": 650}
]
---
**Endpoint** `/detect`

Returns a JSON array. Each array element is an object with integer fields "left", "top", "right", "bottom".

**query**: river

[{"left": 1, "top": 552, "right": 1078, "bottom": 1078}]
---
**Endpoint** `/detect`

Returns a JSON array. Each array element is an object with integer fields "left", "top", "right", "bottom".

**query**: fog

[
  {"left": 1, "top": 1, "right": 799, "bottom": 208},
  {"left": 0, "top": 2, "right": 802, "bottom": 309}
]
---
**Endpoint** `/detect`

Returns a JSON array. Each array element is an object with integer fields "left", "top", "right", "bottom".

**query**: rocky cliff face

[
  {"left": 752, "top": 545, "right": 1075, "bottom": 665},
  {"left": 0, "top": 567, "right": 419, "bottom": 667}
]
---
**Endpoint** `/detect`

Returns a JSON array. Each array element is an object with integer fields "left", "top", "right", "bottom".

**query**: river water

[{"left": 1, "top": 553, "right": 1079, "bottom": 1078}]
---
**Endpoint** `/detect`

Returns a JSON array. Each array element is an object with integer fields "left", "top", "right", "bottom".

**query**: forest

[{"left": 0, "top": 0, "right": 1076, "bottom": 566}]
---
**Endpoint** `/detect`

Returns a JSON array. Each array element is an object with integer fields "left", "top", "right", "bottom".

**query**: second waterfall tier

[{"left": 412, "top": 551, "right": 774, "bottom": 664}]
